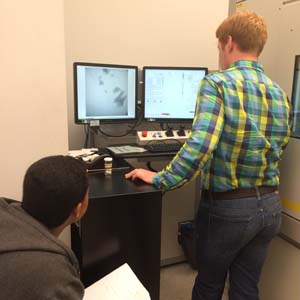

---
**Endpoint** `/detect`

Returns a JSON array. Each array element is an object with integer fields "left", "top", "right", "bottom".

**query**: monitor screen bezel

[
  {"left": 73, "top": 62, "right": 138, "bottom": 124},
  {"left": 142, "top": 66, "right": 208, "bottom": 123}
]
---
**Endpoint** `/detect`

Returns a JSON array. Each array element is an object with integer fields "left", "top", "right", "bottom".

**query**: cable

[
  {"left": 96, "top": 106, "right": 143, "bottom": 137},
  {"left": 159, "top": 122, "right": 174, "bottom": 132},
  {"left": 160, "top": 122, "right": 166, "bottom": 130},
  {"left": 83, "top": 124, "right": 90, "bottom": 148},
  {"left": 146, "top": 161, "right": 159, "bottom": 172},
  {"left": 97, "top": 121, "right": 137, "bottom": 137}
]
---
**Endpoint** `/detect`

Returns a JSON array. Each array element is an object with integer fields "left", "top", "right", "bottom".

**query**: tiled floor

[{"left": 160, "top": 262, "right": 228, "bottom": 300}]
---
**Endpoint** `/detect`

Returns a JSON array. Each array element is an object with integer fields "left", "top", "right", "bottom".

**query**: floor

[{"left": 160, "top": 262, "right": 229, "bottom": 300}]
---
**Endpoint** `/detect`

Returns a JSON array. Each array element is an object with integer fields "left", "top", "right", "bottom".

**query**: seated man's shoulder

[
  {"left": 0, "top": 250, "right": 84, "bottom": 300},
  {"left": 0, "top": 197, "right": 84, "bottom": 299}
]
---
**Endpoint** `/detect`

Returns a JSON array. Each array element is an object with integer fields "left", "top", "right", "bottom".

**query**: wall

[
  {"left": 63, "top": 0, "right": 229, "bottom": 149},
  {"left": 0, "top": 0, "right": 68, "bottom": 200},
  {"left": 259, "top": 236, "right": 300, "bottom": 300}
]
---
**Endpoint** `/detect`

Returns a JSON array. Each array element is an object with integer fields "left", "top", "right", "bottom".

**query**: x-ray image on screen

[
  {"left": 74, "top": 62, "right": 137, "bottom": 123},
  {"left": 85, "top": 67, "right": 128, "bottom": 116}
]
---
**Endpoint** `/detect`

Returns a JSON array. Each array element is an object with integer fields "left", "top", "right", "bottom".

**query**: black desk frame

[{"left": 71, "top": 163, "right": 162, "bottom": 300}]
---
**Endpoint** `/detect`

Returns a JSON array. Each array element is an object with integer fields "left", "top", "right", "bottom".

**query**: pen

[{"left": 87, "top": 166, "right": 131, "bottom": 173}]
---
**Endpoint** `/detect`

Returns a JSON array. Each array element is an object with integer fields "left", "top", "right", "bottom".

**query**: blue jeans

[{"left": 192, "top": 191, "right": 281, "bottom": 300}]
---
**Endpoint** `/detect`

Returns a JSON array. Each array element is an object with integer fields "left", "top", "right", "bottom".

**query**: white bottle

[{"left": 104, "top": 157, "right": 113, "bottom": 175}]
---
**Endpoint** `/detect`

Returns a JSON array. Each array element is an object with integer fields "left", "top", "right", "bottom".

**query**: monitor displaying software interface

[
  {"left": 74, "top": 63, "right": 137, "bottom": 123},
  {"left": 143, "top": 67, "right": 208, "bottom": 121}
]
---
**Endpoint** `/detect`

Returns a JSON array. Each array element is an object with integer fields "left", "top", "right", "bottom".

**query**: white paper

[
  {"left": 68, "top": 148, "right": 98, "bottom": 158},
  {"left": 83, "top": 263, "right": 151, "bottom": 300}
]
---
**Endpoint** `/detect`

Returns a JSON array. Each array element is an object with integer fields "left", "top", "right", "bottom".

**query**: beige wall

[
  {"left": 0, "top": 0, "right": 68, "bottom": 200},
  {"left": 259, "top": 236, "right": 300, "bottom": 300},
  {"left": 64, "top": 0, "right": 229, "bottom": 149}
]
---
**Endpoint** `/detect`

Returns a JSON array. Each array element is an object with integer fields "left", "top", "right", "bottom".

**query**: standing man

[
  {"left": 0, "top": 155, "right": 89, "bottom": 300},
  {"left": 126, "top": 11, "right": 291, "bottom": 300}
]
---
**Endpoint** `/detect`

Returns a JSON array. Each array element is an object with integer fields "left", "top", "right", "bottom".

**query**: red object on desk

[{"left": 142, "top": 131, "right": 148, "bottom": 137}]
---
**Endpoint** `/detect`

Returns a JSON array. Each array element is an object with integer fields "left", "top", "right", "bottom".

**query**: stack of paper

[
  {"left": 68, "top": 148, "right": 98, "bottom": 158},
  {"left": 83, "top": 263, "right": 151, "bottom": 300}
]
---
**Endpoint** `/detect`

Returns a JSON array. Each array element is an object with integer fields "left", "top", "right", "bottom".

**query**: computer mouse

[{"left": 132, "top": 177, "right": 148, "bottom": 186}]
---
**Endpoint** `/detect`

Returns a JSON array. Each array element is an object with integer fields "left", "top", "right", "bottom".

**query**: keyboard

[{"left": 144, "top": 142, "right": 183, "bottom": 153}]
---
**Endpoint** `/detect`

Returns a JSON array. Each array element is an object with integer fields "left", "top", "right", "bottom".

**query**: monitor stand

[{"left": 177, "top": 125, "right": 186, "bottom": 137}]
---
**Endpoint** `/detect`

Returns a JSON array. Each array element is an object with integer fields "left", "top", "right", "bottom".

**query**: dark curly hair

[{"left": 21, "top": 155, "right": 88, "bottom": 228}]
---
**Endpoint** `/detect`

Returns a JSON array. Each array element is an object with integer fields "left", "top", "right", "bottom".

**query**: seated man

[{"left": 0, "top": 155, "right": 89, "bottom": 300}]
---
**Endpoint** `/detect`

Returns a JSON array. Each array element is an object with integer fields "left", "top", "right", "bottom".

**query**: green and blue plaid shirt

[{"left": 152, "top": 60, "right": 291, "bottom": 191}]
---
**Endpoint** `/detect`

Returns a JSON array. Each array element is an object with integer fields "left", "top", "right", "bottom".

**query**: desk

[
  {"left": 101, "top": 145, "right": 198, "bottom": 267},
  {"left": 71, "top": 161, "right": 162, "bottom": 300}
]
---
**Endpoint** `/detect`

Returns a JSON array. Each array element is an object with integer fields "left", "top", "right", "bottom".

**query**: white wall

[
  {"left": 0, "top": 1, "right": 68, "bottom": 200},
  {"left": 63, "top": 0, "right": 229, "bottom": 149}
]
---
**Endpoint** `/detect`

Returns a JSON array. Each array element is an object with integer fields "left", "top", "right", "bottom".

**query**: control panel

[{"left": 136, "top": 130, "right": 190, "bottom": 145}]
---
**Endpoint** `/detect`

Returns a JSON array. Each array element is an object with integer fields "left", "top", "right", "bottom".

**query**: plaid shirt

[{"left": 152, "top": 60, "right": 291, "bottom": 191}]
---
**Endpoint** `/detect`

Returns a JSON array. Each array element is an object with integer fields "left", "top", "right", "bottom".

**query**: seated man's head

[{"left": 21, "top": 156, "right": 89, "bottom": 235}]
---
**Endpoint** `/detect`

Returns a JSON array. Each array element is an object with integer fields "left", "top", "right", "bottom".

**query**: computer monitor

[
  {"left": 74, "top": 62, "right": 138, "bottom": 124},
  {"left": 143, "top": 66, "right": 208, "bottom": 122},
  {"left": 291, "top": 55, "right": 300, "bottom": 137}
]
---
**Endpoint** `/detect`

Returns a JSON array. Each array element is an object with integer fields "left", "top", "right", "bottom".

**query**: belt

[{"left": 203, "top": 186, "right": 278, "bottom": 200}]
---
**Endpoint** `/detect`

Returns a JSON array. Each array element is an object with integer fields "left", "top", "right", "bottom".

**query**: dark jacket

[{"left": 0, "top": 198, "right": 84, "bottom": 300}]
